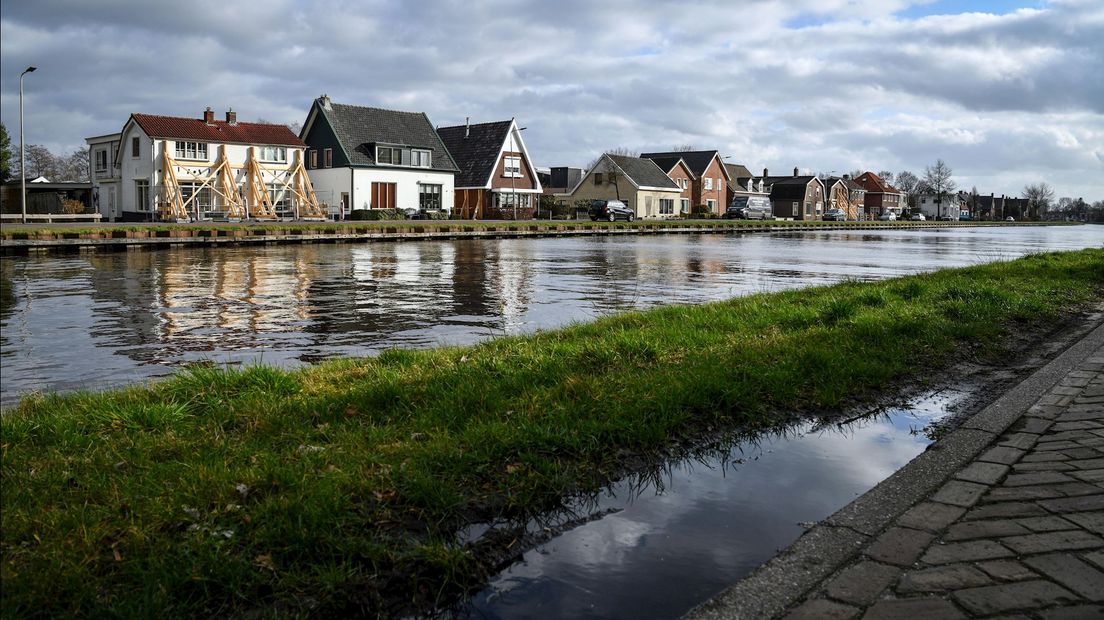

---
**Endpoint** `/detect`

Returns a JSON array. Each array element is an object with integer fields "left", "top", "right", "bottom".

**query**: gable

[
  {"left": 301, "top": 103, "right": 352, "bottom": 168},
  {"left": 321, "top": 101, "right": 459, "bottom": 172},
  {"left": 436, "top": 120, "right": 512, "bottom": 188}
]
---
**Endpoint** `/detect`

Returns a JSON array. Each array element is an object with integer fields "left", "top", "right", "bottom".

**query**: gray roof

[
  {"left": 606, "top": 155, "right": 680, "bottom": 190},
  {"left": 640, "top": 150, "right": 723, "bottom": 178},
  {"left": 322, "top": 102, "right": 458, "bottom": 172},
  {"left": 436, "top": 120, "right": 512, "bottom": 187},
  {"left": 725, "top": 163, "right": 753, "bottom": 180},
  {"left": 768, "top": 176, "right": 820, "bottom": 200}
]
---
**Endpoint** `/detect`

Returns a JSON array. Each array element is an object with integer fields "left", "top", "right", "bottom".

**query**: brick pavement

[{"left": 781, "top": 346, "right": 1104, "bottom": 619}]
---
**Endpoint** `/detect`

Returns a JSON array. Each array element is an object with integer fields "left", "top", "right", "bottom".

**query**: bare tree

[
  {"left": 1022, "top": 182, "right": 1055, "bottom": 220},
  {"left": 847, "top": 169, "right": 864, "bottom": 180},
  {"left": 672, "top": 145, "right": 696, "bottom": 152},
  {"left": 59, "top": 147, "right": 90, "bottom": 182},
  {"left": 894, "top": 170, "right": 920, "bottom": 210},
  {"left": 23, "top": 144, "right": 59, "bottom": 179},
  {"left": 586, "top": 147, "right": 637, "bottom": 170},
  {"left": 0, "top": 122, "right": 11, "bottom": 183},
  {"left": 877, "top": 170, "right": 895, "bottom": 185},
  {"left": 923, "top": 159, "right": 956, "bottom": 219}
]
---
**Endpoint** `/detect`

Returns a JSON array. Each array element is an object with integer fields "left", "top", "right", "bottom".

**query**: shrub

[
  {"left": 61, "top": 199, "right": 85, "bottom": 214},
  {"left": 349, "top": 208, "right": 404, "bottom": 221},
  {"left": 690, "top": 204, "right": 711, "bottom": 217}
]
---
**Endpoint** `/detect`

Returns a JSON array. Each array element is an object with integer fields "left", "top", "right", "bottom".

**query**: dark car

[
  {"left": 725, "top": 196, "right": 773, "bottom": 220},
  {"left": 589, "top": 199, "right": 635, "bottom": 222},
  {"left": 823, "top": 208, "right": 847, "bottom": 221}
]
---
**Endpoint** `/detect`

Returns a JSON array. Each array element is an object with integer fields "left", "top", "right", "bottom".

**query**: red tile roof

[
  {"left": 854, "top": 172, "right": 901, "bottom": 194},
  {"left": 131, "top": 113, "right": 304, "bottom": 147}
]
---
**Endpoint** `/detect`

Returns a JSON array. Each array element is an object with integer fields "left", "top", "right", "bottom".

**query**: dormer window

[{"left": 376, "top": 145, "right": 432, "bottom": 168}]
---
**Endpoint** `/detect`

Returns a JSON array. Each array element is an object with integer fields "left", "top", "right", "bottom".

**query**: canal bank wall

[{"left": 0, "top": 221, "right": 1069, "bottom": 255}]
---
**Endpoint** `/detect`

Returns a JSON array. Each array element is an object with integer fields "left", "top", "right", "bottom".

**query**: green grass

[{"left": 2, "top": 249, "right": 1102, "bottom": 617}]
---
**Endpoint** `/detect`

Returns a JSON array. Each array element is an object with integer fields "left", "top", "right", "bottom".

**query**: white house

[
  {"left": 299, "top": 95, "right": 459, "bottom": 217},
  {"left": 86, "top": 108, "right": 319, "bottom": 222},
  {"left": 916, "top": 192, "right": 962, "bottom": 220}
]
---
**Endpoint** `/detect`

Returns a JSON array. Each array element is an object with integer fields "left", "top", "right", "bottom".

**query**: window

[
  {"left": 377, "top": 145, "right": 431, "bottom": 168},
  {"left": 174, "top": 141, "right": 208, "bottom": 160},
  {"left": 594, "top": 173, "right": 603, "bottom": 185},
  {"left": 135, "top": 180, "right": 150, "bottom": 211},
  {"left": 681, "top": 178, "right": 689, "bottom": 190},
  {"left": 503, "top": 156, "right": 522, "bottom": 178},
  {"left": 495, "top": 192, "right": 531, "bottom": 210},
  {"left": 805, "top": 202, "right": 813, "bottom": 216},
  {"left": 95, "top": 149, "right": 108, "bottom": 172},
  {"left": 412, "top": 149, "right": 431, "bottom": 168},
  {"left": 181, "top": 182, "right": 213, "bottom": 216},
  {"left": 707, "top": 199, "right": 716, "bottom": 211},
  {"left": 660, "top": 198, "right": 674, "bottom": 215},
  {"left": 680, "top": 198, "right": 690, "bottom": 213},
  {"left": 309, "top": 150, "right": 318, "bottom": 169},
  {"left": 377, "top": 146, "right": 393, "bottom": 165},
  {"left": 324, "top": 148, "right": 333, "bottom": 168},
  {"left": 419, "top": 184, "right": 442, "bottom": 211},
  {"left": 132, "top": 137, "right": 140, "bottom": 158},
  {"left": 259, "top": 146, "right": 287, "bottom": 163},
  {"left": 704, "top": 177, "right": 713, "bottom": 190}
]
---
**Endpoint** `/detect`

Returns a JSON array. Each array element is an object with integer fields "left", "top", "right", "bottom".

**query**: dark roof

[
  {"left": 131, "top": 114, "right": 304, "bottom": 147},
  {"left": 645, "top": 155, "right": 684, "bottom": 175},
  {"left": 318, "top": 101, "right": 458, "bottom": 172},
  {"left": 768, "top": 176, "right": 820, "bottom": 200},
  {"left": 606, "top": 155, "right": 680, "bottom": 190},
  {"left": 436, "top": 120, "right": 512, "bottom": 187},
  {"left": 640, "top": 150, "right": 723, "bottom": 178},
  {"left": 725, "top": 163, "right": 752, "bottom": 180}
]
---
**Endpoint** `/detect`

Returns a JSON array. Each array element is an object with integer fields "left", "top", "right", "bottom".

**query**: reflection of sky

[
  {"left": 465, "top": 395, "right": 956, "bottom": 619},
  {"left": 2, "top": 226, "right": 1102, "bottom": 404}
]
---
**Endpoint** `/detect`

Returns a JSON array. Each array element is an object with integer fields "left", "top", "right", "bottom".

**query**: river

[{"left": 1, "top": 226, "right": 1100, "bottom": 406}]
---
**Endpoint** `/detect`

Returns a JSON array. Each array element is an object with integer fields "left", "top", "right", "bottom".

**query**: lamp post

[{"left": 20, "top": 66, "right": 37, "bottom": 224}]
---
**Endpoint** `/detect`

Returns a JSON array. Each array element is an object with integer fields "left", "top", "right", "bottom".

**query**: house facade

[
  {"left": 823, "top": 176, "right": 866, "bottom": 221},
  {"left": 568, "top": 154, "right": 681, "bottom": 218},
  {"left": 726, "top": 163, "right": 771, "bottom": 213},
  {"left": 853, "top": 171, "right": 903, "bottom": 218},
  {"left": 916, "top": 192, "right": 964, "bottom": 220},
  {"left": 641, "top": 150, "right": 730, "bottom": 215},
  {"left": 436, "top": 119, "right": 543, "bottom": 219},
  {"left": 768, "top": 174, "right": 825, "bottom": 220},
  {"left": 643, "top": 156, "right": 696, "bottom": 215},
  {"left": 86, "top": 108, "right": 316, "bottom": 222},
  {"left": 300, "top": 95, "right": 458, "bottom": 217}
]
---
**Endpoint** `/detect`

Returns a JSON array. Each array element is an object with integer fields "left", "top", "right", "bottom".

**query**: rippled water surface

[{"left": 2, "top": 226, "right": 1100, "bottom": 404}]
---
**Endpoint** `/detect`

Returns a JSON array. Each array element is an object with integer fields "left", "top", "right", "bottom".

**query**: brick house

[
  {"left": 436, "top": 118, "right": 543, "bottom": 219},
  {"left": 568, "top": 154, "right": 682, "bottom": 219},
  {"left": 640, "top": 150, "right": 731, "bottom": 215},
  {"left": 853, "top": 171, "right": 904, "bottom": 218}
]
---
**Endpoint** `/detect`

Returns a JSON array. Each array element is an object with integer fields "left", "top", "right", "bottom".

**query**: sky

[{"left": 1, "top": 0, "right": 1102, "bottom": 200}]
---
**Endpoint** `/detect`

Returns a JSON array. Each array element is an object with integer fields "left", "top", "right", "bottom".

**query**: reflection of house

[
  {"left": 0, "top": 179, "right": 93, "bottom": 215},
  {"left": 568, "top": 154, "right": 681, "bottom": 219},
  {"left": 300, "top": 95, "right": 458, "bottom": 217},
  {"left": 641, "top": 150, "right": 730, "bottom": 215},
  {"left": 436, "top": 118, "right": 543, "bottom": 219},
  {"left": 853, "top": 171, "right": 903, "bottom": 218},
  {"left": 86, "top": 108, "right": 318, "bottom": 222},
  {"left": 822, "top": 176, "right": 866, "bottom": 221}
]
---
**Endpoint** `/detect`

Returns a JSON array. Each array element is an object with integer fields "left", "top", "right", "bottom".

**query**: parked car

[
  {"left": 878, "top": 212, "right": 897, "bottom": 221},
  {"left": 823, "top": 208, "right": 847, "bottom": 221},
  {"left": 725, "top": 196, "right": 773, "bottom": 220},
  {"left": 589, "top": 199, "right": 635, "bottom": 222},
  {"left": 910, "top": 213, "right": 926, "bottom": 221},
  {"left": 1005, "top": 216, "right": 1015, "bottom": 222},
  {"left": 937, "top": 215, "right": 954, "bottom": 221},
  {"left": 959, "top": 213, "right": 972, "bottom": 221}
]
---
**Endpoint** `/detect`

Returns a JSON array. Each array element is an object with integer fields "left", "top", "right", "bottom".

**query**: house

[
  {"left": 641, "top": 155, "right": 696, "bottom": 215},
  {"left": 640, "top": 150, "right": 731, "bottom": 215},
  {"left": 916, "top": 192, "right": 964, "bottom": 220},
  {"left": 822, "top": 176, "right": 866, "bottom": 221},
  {"left": 975, "top": 194, "right": 1030, "bottom": 220},
  {"left": 86, "top": 109, "right": 318, "bottom": 222},
  {"left": 726, "top": 163, "right": 771, "bottom": 213},
  {"left": 853, "top": 172, "right": 904, "bottom": 218},
  {"left": 0, "top": 179, "right": 94, "bottom": 215},
  {"left": 734, "top": 168, "right": 824, "bottom": 220},
  {"left": 436, "top": 118, "right": 543, "bottom": 219},
  {"left": 300, "top": 95, "right": 458, "bottom": 217},
  {"left": 568, "top": 154, "right": 681, "bottom": 219}
]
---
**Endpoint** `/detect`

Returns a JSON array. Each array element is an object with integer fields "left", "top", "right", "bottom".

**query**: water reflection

[{"left": 1, "top": 226, "right": 1101, "bottom": 404}]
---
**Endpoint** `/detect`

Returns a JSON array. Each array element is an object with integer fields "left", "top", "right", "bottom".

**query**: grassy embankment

[
  {"left": 0, "top": 218, "right": 1055, "bottom": 239},
  {"left": 2, "top": 249, "right": 1102, "bottom": 617}
]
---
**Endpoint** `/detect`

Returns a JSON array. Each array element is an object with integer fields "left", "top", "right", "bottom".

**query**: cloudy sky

[{"left": 2, "top": 0, "right": 1102, "bottom": 199}]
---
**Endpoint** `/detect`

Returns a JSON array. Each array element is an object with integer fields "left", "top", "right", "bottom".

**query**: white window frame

[
  {"left": 259, "top": 146, "right": 287, "bottom": 163},
  {"left": 707, "top": 199, "right": 717, "bottom": 210},
  {"left": 175, "top": 141, "right": 208, "bottom": 161},
  {"left": 412, "top": 149, "right": 432, "bottom": 168},
  {"left": 680, "top": 198, "right": 690, "bottom": 213},
  {"left": 704, "top": 178, "right": 713, "bottom": 190},
  {"left": 503, "top": 156, "right": 522, "bottom": 178},
  {"left": 95, "top": 149, "right": 108, "bottom": 172},
  {"left": 659, "top": 198, "right": 674, "bottom": 215}
]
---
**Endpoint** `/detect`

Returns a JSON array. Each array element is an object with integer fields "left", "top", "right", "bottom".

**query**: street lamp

[{"left": 20, "top": 66, "right": 37, "bottom": 224}]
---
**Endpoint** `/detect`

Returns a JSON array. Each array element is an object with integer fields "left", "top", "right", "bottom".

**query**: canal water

[{"left": 1, "top": 226, "right": 1100, "bottom": 406}]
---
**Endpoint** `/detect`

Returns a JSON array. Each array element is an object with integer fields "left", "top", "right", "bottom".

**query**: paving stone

[
  {"left": 976, "top": 559, "right": 1038, "bottom": 582},
  {"left": 823, "top": 561, "right": 900, "bottom": 606},
  {"left": 896, "top": 502, "right": 966, "bottom": 533},
  {"left": 1019, "top": 417, "right": 1054, "bottom": 434},
  {"left": 985, "top": 482, "right": 1101, "bottom": 502},
  {"left": 1028, "top": 404, "right": 1065, "bottom": 420},
  {"left": 964, "top": 502, "right": 1048, "bottom": 520},
  {"left": 1070, "top": 469, "right": 1104, "bottom": 483},
  {"left": 1060, "top": 376, "right": 1093, "bottom": 388},
  {"left": 1052, "top": 386, "right": 1086, "bottom": 396},
  {"left": 1084, "top": 550, "right": 1104, "bottom": 571},
  {"left": 784, "top": 598, "right": 860, "bottom": 619},
  {"left": 920, "top": 540, "right": 1014, "bottom": 565},
  {"left": 943, "top": 519, "right": 1030, "bottom": 541},
  {"left": 952, "top": 580, "right": 1078, "bottom": 615},
  {"left": 1000, "top": 433, "right": 1041, "bottom": 450},
  {"left": 1001, "top": 530, "right": 1104, "bottom": 554},
  {"left": 1017, "top": 516, "right": 1078, "bottom": 532},
  {"left": 1021, "top": 452, "right": 1071, "bottom": 463},
  {"left": 1040, "top": 494, "right": 1104, "bottom": 513},
  {"left": 896, "top": 564, "right": 992, "bottom": 593},
  {"left": 1052, "top": 421, "right": 1104, "bottom": 432},
  {"left": 1039, "top": 394, "right": 1074, "bottom": 407},
  {"left": 864, "top": 527, "right": 935, "bottom": 567},
  {"left": 1061, "top": 447, "right": 1104, "bottom": 459},
  {"left": 1040, "top": 430, "right": 1096, "bottom": 444},
  {"left": 1002, "top": 471, "right": 1077, "bottom": 486},
  {"left": 1038, "top": 605, "right": 1104, "bottom": 620},
  {"left": 1035, "top": 441, "right": 1085, "bottom": 452},
  {"left": 954, "top": 462, "right": 1008, "bottom": 485},
  {"left": 1069, "top": 458, "right": 1104, "bottom": 470},
  {"left": 980, "top": 446, "right": 1027, "bottom": 465},
  {"left": 862, "top": 597, "right": 965, "bottom": 620},
  {"left": 1013, "top": 461, "right": 1076, "bottom": 472},
  {"left": 1063, "top": 511, "right": 1104, "bottom": 535},
  {"left": 1062, "top": 410, "right": 1104, "bottom": 423},
  {"left": 1024, "top": 553, "right": 1104, "bottom": 601},
  {"left": 931, "top": 480, "right": 989, "bottom": 507}
]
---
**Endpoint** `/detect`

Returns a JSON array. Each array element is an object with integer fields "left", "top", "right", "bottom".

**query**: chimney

[
  {"left": 319, "top": 94, "right": 332, "bottom": 111},
  {"left": 465, "top": 117, "right": 470, "bottom": 139},
  {"left": 793, "top": 166, "right": 799, "bottom": 177},
  {"left": 843, "top": 174, "right": 850, "bottom": 180},
  {"left": 225, "top": 108, "right": 237, "bottom": 125},
  {"left": 203, "top": 107, "right": 214, "bottom": 124},
  {"left": 762, "top": 167, "right": 768, "bottom": 178}
]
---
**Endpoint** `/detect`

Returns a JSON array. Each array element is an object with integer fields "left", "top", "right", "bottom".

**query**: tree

[
  {"left": 877, "top": 170, "right": 895, "bottom": 186},
  {"left": 922, "top": 159, "right": 956, "bottom": 219},
  {"left": 672, "top": 145, "right": 696, "bottom": 152},
  {"left": 59, "top": 148, "right": 90, "bottom": 182},
  {"left": 847, "top": 169, "right": 864, "bottom": 180},
  {"left": 586, "top": 146, "right": 637, "bottom": 170},
  {"left": 0, "top": 123, "right": 11, "bottom": 183},
  {"left": 1022, "top": 182, "right": 1055, "bottom": 220},
  {"left": 894, "top": 170, "right": 920, "bottom": 210},
  {"left": 23, "top": 144, "right": 59, "bottom": 179}
]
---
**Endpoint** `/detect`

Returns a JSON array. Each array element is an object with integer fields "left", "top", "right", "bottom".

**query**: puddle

[{"left": 452, "top": 387, "right": 968, "bottom": 619}]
